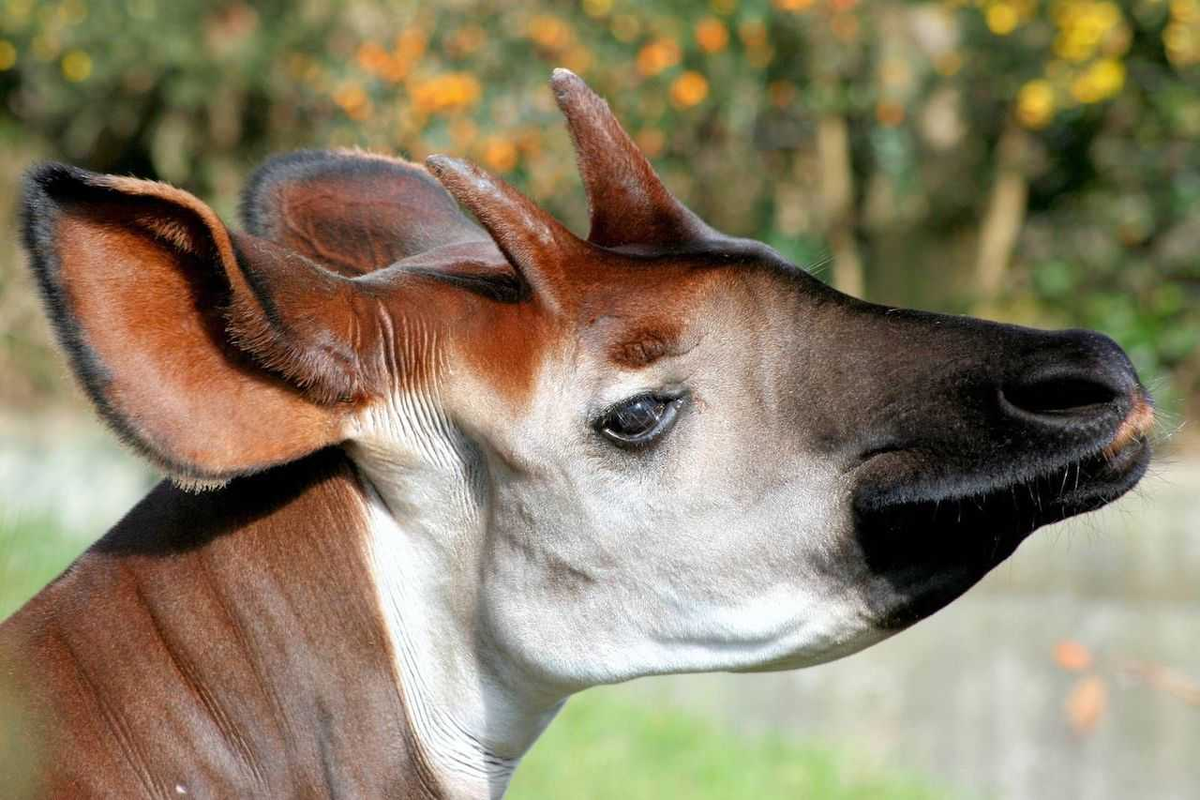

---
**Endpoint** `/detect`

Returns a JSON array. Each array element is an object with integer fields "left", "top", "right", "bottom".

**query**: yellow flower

[
  {"left": 636, "top": 127, "right": 666, "bottom": 157},
  {"left": 61, "top": 49, "right": 91, "bottom": 82},
  {"left": 528, "top": 15, "right": 572, "bottom": 51},
  {"left": 1016, "top": 79, "right": 1055, "bottom": 128},
  {"left": 1092, "top": 1, "right": 1122, "bottom": 30},
  {"left": 410, "top": 73, "right": 482, "bottom": 115},
  {"left": 986, "top": 2, "right": 1020, "bottom": 35},
  {"left": 637, "top": 38, "right": 681, "bottom": 76},
  {"left": 1164, "top": 21, "right": 1198, "bottom": 67},
  {"left": 0, "top": 40, "right": 16, "bottom": 71},
  {"left": 1165, "top": 0, "right": 1200, "bottom": 67},
  {"left": 356, "top": 41, "right": 389, "bottom": 73},
  {"left": 670, "top": 71, "right": 709, "bottom": 108},
  {"left": 481, "top": 137, "right": 518, "bottom": 173},
  {"left": 1053, "top": 1, "right": 1123, "bottom": 62},
  {"left": 695, "top": 18, "right": 729, "bottom": 54},
  {"left": 773, "top": 0, "right": 815, "bottom": 10},
  {"left": 396, "top": 29, "right": 427, "bottom": 62},
  {"left": 582, "top": 0, "right": 613, "bottom": 19},
  {"left": 333, "top": 83, "right": 370, "bottom": 121},
  {"left": 1071, "top": 58, "right": 1125, "bottom": 103},
  {"left": 359, "top": 29, "right": 426, "bottom": 84}
]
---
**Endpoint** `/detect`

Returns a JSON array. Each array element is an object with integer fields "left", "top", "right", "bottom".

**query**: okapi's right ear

[
  {"left": 21, "top": 163, "right": 374, "bottom": 484},
  {"left": 241, "top": 150, "right": 486, "bottom": 276}
]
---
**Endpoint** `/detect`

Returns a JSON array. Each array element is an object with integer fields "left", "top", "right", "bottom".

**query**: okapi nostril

[{"left": 1004, "top": 375, "right": 1121, "bottom": 416}]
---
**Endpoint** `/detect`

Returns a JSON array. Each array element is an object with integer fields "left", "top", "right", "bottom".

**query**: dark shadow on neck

[{"left": 92, "top": 447, "right": 358, "bottom": 557}]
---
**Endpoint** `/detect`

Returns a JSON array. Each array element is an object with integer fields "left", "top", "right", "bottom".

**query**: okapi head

[{"left": 22, "top": 70, "right": 1150, "bottom": 763}]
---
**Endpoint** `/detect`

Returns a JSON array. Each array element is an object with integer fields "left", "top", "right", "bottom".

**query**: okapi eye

[{"left": 595, "top": 393, "right": 684, "bottom": 448}]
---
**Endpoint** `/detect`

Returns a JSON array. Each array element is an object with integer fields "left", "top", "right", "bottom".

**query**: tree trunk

[
  {"left": 817, "top": 113, "right": 864, "bottom": 297},
  {"left": 975, "top": 119, "right": 1031, "bottom": 313}
]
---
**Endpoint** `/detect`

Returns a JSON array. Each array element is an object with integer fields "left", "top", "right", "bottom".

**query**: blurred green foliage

[
  {"left": 0, "top": 0, "right": 1196, "bottom": 414},
  {"left": 0, "top": 514, "right": 85, "bottom": 620}
]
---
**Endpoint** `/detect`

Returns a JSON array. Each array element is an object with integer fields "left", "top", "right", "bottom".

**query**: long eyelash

[
  {"left": 614, "top": 398, "right": 665, "bottom": 431},
  {"left": 594, "top": 389, "right": 685, "bottom": 424},
  {"left": 596, "top": 392, "right": 657, "bottom": 422},
  {"left": 593, "top": 391, "right": 687, "bottom": 449}
]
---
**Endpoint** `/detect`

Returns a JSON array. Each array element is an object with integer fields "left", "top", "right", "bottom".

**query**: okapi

[{"left": 1, "top": 70, "right": 1153, "bottom": 798}]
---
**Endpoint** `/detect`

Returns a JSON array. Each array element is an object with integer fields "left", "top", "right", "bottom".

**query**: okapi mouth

[{"left": 851, "top": 401, "right": 1152, "bottom": 631}]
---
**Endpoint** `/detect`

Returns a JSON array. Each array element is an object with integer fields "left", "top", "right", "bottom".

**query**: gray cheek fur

[{"left": 476, "top": 425, "right": 884, "bottom": 689}]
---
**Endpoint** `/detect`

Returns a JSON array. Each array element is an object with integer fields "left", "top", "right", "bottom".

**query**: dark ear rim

[
  {"left": 240, "top": 149, "right": 437, "bottom": 236},
  {"left": 20, "top": 162, "right": 163, "bottom": 473}
]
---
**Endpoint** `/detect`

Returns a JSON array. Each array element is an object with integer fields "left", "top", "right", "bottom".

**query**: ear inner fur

[
  {"left": 21, "top": 164, "right": 364, "bottom": 481},
  {"left": 224, "top": 232, "right": 370, "bottom": 405},
  {"left": 241, "top": 149, "right": 487, "bottom": 276}
]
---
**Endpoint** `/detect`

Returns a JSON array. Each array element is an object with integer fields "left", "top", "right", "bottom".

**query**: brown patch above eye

[{"left": 608, "top": 323, "right": 682, "bottom": 368}]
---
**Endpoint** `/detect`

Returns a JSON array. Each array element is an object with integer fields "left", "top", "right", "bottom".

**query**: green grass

[
  {"left": 0, "top": 515, "right": 88, "bottom": 621},
  {"left": 510, "top": 689, "right": 949, "bottom": 800},
  {"left": 1, "top": 516, "right": 951, "bottom": 799}
]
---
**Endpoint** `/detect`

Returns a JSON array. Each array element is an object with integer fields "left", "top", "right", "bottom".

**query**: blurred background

[{"left": 0, "top": 0, "right": 1196, "bottom": 798}]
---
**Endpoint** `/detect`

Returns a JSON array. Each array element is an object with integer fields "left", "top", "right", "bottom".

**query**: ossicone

[{"left": 548, "top": 68, "right": 715, "bottom": 250}]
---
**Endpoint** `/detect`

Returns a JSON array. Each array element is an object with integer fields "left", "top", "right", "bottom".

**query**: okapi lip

[{"left": 850, "top": 434, "right": 1151, "bottom": 631}]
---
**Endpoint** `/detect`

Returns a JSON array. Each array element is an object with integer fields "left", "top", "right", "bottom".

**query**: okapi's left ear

[
  {"left": 241, "top": 150, "right": 486, "bottom": 276},
  {"left": 21, "top": 164, "right": 376, "bottom": 483}
]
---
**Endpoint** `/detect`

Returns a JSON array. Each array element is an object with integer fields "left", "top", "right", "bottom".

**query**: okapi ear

[
  {"left": 549, "top": 69, "right": 713, "bottom": 250},
  {"left": 21, "top": 163, "right": 371, "bottom": 483},
  {"left": 425, "top": 155, "right": 590, "bottom": 311},
  {"left": 241, "top": 149, "right": 487, "bottom": 276}
]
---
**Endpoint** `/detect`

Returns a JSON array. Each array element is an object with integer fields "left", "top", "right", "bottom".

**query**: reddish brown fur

[
  {"left": 434, "top": 256, "right": 721, "bottom": 404},
  {"left": 0, "top": 452, "right": 439, "bottom": 798},
  {"left": 607, "top": 324, "right": 682, "bottom": 369},
  {"left": 1104, "top": 391, "right": 1155, "bottom": 459}
]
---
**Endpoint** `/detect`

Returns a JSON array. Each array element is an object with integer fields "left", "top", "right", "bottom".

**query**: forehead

[
  {"left": 572, "top": 246, "right": 798, "bottom": 367},
  {"left": 575, "top": 266, "right": 710, "bottom": 368},
  {"left": 439, "top": 246, "right": 802, "bottom": 410}
]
